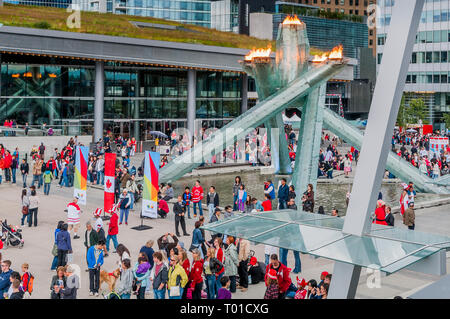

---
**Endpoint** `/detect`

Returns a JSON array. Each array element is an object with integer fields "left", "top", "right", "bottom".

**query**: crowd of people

[
  {"left": 1, "top": 125, "right": 446, "bottom": 300},
  {"left": 391, "top": 130, "right": 450, "bottom": 179}
]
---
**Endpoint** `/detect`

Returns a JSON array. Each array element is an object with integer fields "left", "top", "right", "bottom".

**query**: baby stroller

[{"left": 1, "top": 220, "right": 24, "bottom": 249}]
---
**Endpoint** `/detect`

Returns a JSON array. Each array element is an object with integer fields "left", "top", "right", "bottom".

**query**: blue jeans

[
  {"left": 215, "top": 272, "right": 224, "bottom": 299},
  {"left": 106, "top": 234, "right": 118, "bottom": 252},
  {"left": 87, "top": 171, "right": 92, "bottom": 183},
  {"left": 169, "top": 287, "right": 184, "bottom": 299},
  {"left": 278, "top": 200, "right": 287, "bottom": 210},
  {"left": 51, "top": 255, "right": 58, "bottom": 270},
  {"left": 68, "top": 174, "right": 74, "bottom": 187},
  {"left": 97, "top": 171, "right": 104, "bottom": 185},
  {"left": 120, "top": 208, "right": 130, "bottom": 223},
  {"left": 120, "top": 293, "right": 131, "bottom": 299},
  {"left": 11, "top": 168, "right": 16, "bottom": 183},
  {"left": 265, "top": 254, "right": 270, "bottom": 266},
  {"left": 208, "top": 204, "right": 215, "bottom": 221},
  {"left": 153, "top": 289, "right": 166, "bottom": 299},
  {"left": 233, "top": 195, "right": 238, "bottom": 211},
  {"left": 206, "top": 274, "right": 216, "bottom": 299},
  {"left": 22, "top": 174, "right": 27, "bottom": 188},
  {"left": 39, "top": 174, "right": 43, "bottom": 188},
  {"left": 280, "top": 248, "right": 301, "bottom": 273},
  {"left": 31, "top": 175, "right": 39, "bottom": 187},
  {"left": 185, "top": 205, "right": 191, "bottom": 218},
  {"left": 129, "top": 193, "right": 135, "bottom": 210},
  {"left": 44, "top": 183, "right": 51, "bottom": 195},
  {"left": 21, "top": 213, "right": 28, "bottom": 226},
  {"left": 327, "top": 170, "right": 333, "bottom": 179},
  {"left": 63, "top": 176, "right": 69, "bottom": 187},
  {"left": 193, "top": 201, "right": 203, "bottom": 216}
]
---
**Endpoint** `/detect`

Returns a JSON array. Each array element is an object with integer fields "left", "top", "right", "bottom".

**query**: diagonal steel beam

[{"left": 328, "top": 0, "right": 425, "bottom": 299}]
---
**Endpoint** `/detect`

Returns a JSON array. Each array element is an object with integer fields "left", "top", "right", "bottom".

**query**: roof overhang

[{"left": 0, "top": 26, "right": 250, "bottom": 72}]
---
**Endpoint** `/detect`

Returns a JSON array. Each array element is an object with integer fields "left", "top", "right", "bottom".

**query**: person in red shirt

[
  {"left": 262, "top": 194, "right": 273, "bottom": 211},
  {"left": 106, "top": 207, "right": 119, "bottom": 253},
  {"left": 189, "top": 248, "right": 204, "bottom": 299},
  {"left": 265, "top": 253, "right": 292, "bottom": 299},
  {"left": 191, "top": 180, "right": 204, "bottom": 218},
  {"left": 372, "top": 200, "right": 388, "bottom": 226},
  {"left": 213, "top": 237, "right": 225, "bottom": 298},
  {"left": 157, "top": 197, "right": 169, "bottom": 218},
  {"left": 3, "top": 150, "right": 12, "bottom": 182}
]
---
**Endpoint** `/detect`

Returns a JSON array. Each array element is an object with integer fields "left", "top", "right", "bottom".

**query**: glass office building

[
  {"left": 377, "top": 0, "right": 450, "bottom": 127},
  {"left": 0, "top": 54, "right": 243, "bottom": 138},
  {"left": 6, "top": 0, "right": 211, "bottom": 27},
  {"left": 6, "top": 0, "right": 72, "bottom": 7},
  {"left": 273, "top": 13, "right": 368, "bottom": 59}
]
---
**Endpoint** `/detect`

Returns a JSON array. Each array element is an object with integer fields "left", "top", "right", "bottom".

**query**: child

[
  {"left": 133, "top": 256, "right": 150, "bottom": 295},
  {"left": 262, "top": 194, "right": 272, "bottom": 211},
  {"left": 43, "top": 169, "right": 53, "bottom": 195},
  {"left": 288, "top": 185, "right": 296, "bottom": 201},
  {"left": 264, "top": 269, "right": 279, "bottom": 299},
  {"left": 237, "top": 184, "right": 247, "bottom": 213},
  {"left": 294, "top": 277, "right": 307, "bottom": 299},
  {"left": 182, "top": 187, "right": 192, "bottom": 219},
  {"left": 21, "top": 263, "right": 33, "bottom": 297},
  {"left": 217, "top": 276, "right": 232, "bottom": 299}
]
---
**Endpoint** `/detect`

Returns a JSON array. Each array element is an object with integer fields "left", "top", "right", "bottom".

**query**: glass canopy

[{"left": 201, "top": 210, "right": 450, "bottom": 274}]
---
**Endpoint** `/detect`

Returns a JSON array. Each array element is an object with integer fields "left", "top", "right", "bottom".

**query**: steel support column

[
  {"left": 328, "top": 0, "right": 425, "bottom": 299},
  {"left": 241, "top": 73, "right": 248, "bottom": 114},
  {"left": 187, "top": 68, "right": 196, "bottom": 144},
  {"left": 134, "top": 71, "right": 140, "bottom": 140},
  {"left": 94, "top": 61, "right": 104, "bottom": 143},
  {"left": 292, "top": 84, "right": 325, "bottom": 201}
]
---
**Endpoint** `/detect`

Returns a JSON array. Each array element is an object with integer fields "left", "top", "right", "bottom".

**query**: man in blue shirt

[
  {"left": 0, "top": 260, "right": 13, "bottom": 299},
  {"left": 87, "top": 241, "right": 105, "bottom": 297},
  {"left": 277, "top": 178, "right": 289, "bottom": 210}
]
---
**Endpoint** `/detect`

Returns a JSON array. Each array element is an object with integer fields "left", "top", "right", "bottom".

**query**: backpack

[
  {"left": 25, "top": 272, "right": 34, "bottom": 294},
  {"left": 210, "top": 258, "right": 223, "bottom": 274}
]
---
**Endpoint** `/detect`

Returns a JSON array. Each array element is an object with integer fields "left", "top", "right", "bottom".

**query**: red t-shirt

[
  {"left": 262, "top": 200, "right": 272, "bottom": 211},
  {"left": 108, "top": 213, "right": 119, "bottom": 235}
]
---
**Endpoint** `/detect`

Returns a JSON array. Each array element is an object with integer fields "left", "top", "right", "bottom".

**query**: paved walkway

[{"left": 0, "top": 180, "right": 449, "bottom": 299}]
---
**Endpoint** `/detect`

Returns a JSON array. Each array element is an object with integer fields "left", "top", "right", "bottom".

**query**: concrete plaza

[{"left": 0, "top": 180, "right": 449, "bottom": 299}]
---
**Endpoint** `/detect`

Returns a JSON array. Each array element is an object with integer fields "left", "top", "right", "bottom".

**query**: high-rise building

[
  {"left": 285, "top": 0, "right": 377, "bottom": 55},
  {"left": 6, "top": 0, "right": 212, "bottom": 27},
  {"left": 6, "top": 0, "right": 73, "bottom": 7},
  {"left": 377, "top": 0, "right": 450, "bottom": 127}
]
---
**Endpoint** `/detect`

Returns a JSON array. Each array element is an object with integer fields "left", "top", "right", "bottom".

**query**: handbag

[
  {"left": 51, "top": 243, "right": 58, "bottom": 257},
  {"left": 170, "top": 285, "right": 181, "bottom": 297},
  {"left": 22, "top": 205, "right": 29, "bottom": 215}
]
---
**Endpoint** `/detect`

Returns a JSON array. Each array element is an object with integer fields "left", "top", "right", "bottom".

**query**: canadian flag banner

[{"left": 104, "top": 153, "right": 116, "bottom": 214}]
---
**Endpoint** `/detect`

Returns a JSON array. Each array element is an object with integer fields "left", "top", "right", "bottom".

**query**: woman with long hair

[
  {"left": 232, "top": 176, "right": 242, "bottom": 211},
  {"left": 20, "top": 189, "right": 30, "bottom": 226},
  {"left": 189, "top": 248, "right": 204, "bottom": 299},
  {"left": 302, "top": 184, "right": 315, "bottom": 213},
  {"left": 116, "top": 243, "right": 131, "bottom": 269}
]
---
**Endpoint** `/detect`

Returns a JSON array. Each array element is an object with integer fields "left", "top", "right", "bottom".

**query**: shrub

[{"left": 33, "top": 21, "right": 51, "bottom": 29}]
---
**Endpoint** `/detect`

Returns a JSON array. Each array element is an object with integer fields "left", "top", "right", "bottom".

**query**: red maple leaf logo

[{"left": 106, "top": 179, "right": 112, "bottom": 189}]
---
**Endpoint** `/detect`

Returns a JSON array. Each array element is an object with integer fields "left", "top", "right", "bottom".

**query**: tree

[
  {"left": 396, "top": 96, "right": 428, "bottom": 127},
  {"left": 408, "top": 98, "right": 428, "bottom": 124},
  {"left": 443, "top": 112, "right": 450, "bottom": 131},
  {"left": 396, "top": 95, "right": 407, "bottom": 128}
]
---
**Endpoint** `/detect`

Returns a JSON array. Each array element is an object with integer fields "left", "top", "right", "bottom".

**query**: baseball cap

[{"left": 268, "top": 269, "right": 277, "bottom": 280}]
